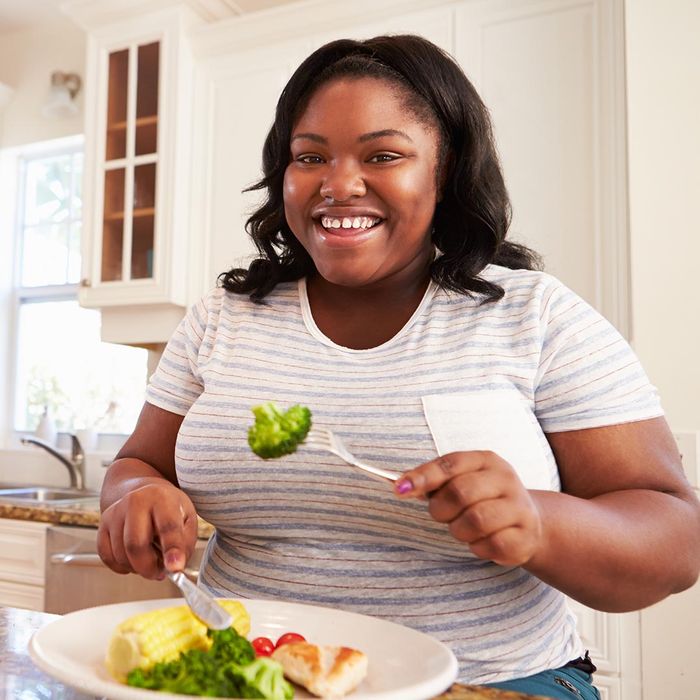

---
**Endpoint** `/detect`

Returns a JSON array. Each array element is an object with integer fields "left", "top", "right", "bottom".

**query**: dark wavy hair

[{"left": 219, "top": 34, "right": 541, "bottom": 302}]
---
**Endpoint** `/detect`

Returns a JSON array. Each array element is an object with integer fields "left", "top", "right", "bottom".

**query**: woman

[{"left": 98, "top": 35, "right": 700, "bottom": 697}]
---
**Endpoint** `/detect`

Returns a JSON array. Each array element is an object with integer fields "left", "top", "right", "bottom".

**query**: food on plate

[
  {"left": 105, "top": 599, "right": 250, "bottom": 681},
  {"left": 253, "top": 632, "right": 307, "bottom": 657},
  {"left": 271, "top": 641, "right": 369, "bottom": 698},
  {"left": 248, "top": 402, "right": 312, "bottom": 458},
  {"left": 127, "top": 627, "right": 293, "bottom": 699},
  {"left": 106, "top": 598, "right": 365, "bottom": 699},
  {"left": 275, "top": 632, "right": 307, "bottom": 648},
  {"left": 252, "top": 636, "right": 276, "bottom": 657}
]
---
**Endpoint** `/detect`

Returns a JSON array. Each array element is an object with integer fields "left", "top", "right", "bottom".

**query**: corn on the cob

[{"left": 106, "top": 599, "right": 250, "bottom": 681}]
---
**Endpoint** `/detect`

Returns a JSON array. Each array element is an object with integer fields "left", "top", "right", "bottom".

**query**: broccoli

[
  {"left": 224, "top": 657, "right": 294, "bottom": 700},
  {"left": 248, "top": 402, "right": 312, "bottom": 459},
  {"left": 126, "top": 627, "right": 293, "bottom": 699}
]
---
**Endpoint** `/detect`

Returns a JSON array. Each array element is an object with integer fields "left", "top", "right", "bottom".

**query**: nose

[{"left": 319, "top": 161, "right": 366, "bottom": 202}]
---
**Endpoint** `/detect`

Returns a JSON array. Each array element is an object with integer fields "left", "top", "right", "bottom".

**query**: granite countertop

[
  {"left": 0, "top": 605, "right": 547, "bottom": 699},
  {"left": 0, "top": 496, "right": 215, "bottom": 539}
]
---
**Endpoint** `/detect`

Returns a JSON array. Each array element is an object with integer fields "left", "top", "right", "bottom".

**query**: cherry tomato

[
  {"left": 275, "top": 632, "right": 306, "bottom": 648},
  {"left": 251, "top": 636, "right": 275, "bottom": 656}
]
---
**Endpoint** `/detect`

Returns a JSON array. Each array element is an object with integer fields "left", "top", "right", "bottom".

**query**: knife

[
  {"left": 153, "top": 540, "right": 232, "bottom": 630},
  {"left": 165, "top": 570, "right": 233, "bottom": 630}
]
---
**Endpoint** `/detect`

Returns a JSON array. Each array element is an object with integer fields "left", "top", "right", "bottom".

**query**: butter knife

[
  {"left": 153, "top": 540, "right": 232, "bottom": 630},
  {"left": 166, "top": 570, "right": 233, "bottom": 630}
]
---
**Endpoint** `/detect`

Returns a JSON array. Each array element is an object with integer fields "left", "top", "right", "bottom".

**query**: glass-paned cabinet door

[{"left": 101, "top": 41, "right": 159, "bottom": 284}]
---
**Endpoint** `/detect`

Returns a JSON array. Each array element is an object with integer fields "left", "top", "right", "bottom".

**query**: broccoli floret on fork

[{"left": 248, "top": 402, "right": 312, "bottom": 459}]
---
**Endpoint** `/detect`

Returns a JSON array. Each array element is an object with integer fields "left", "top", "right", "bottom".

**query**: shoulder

[
  {"left": 437, "top": 265, "right": 567, "bottom": 312},
  {"left": 196, "top": 281, "right": 299, "bottom": 322},
  {"left": 480, "top": 265, "right": 563, "bottom": 300}
]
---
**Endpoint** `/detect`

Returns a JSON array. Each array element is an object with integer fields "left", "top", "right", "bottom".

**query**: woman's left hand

[{"left": 395, "top": 450, "right": 543, "bottom": 567}]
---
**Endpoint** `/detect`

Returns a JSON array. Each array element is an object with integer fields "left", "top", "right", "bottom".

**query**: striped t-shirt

[{"left": 146, "top": 264, "right": 663, "bottom": 684}]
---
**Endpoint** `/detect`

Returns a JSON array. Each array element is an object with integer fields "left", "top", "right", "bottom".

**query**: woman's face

[{"left": 283, "top": 77, "right": 441, "bottom": 289}]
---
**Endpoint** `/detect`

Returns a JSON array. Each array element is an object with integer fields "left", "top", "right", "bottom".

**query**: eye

[
  {"left": 294, "top": 154, "right": 325, "bottom": 165},
  {"left": 368, "top": 152, "right": 401, "bottom": 164}
]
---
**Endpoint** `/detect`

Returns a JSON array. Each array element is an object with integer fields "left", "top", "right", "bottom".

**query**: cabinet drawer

[
  {"left": 0, "top": 579, "right": 44, "bottom": 611},
  {"left": 0, "top": 520, "right": 48, "bottom": 585}
]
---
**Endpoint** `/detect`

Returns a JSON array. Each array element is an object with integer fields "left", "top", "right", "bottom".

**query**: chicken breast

[{"left": 271, "top": 641, "right": 368, "bottom": 698}]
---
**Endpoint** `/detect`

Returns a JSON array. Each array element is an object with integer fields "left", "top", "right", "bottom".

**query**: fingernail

[
  {"left": 165, "top": 551, "right": 182, "bottom": 568},
  {"left": 396, "top": 479, "right": 414, "bottom": 495}
]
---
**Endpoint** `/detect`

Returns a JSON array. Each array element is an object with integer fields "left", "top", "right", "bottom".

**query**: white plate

[{"left": 29, "top": 597, "right": 458, "bottom": 700}]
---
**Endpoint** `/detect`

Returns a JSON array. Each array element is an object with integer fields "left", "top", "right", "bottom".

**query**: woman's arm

[
  {"left": 98, "top": 402, "right": 198, "bottom": 579},
  {"left": 396, "top": 416, "right": 700, "bottom": 612},
  {"left": 526, "top": 417, "right": 700, "bottom": 611}
]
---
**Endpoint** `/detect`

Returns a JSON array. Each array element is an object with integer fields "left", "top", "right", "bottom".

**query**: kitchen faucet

[{"left": 20, "top": 435, "right": 86, "bottom": 490}]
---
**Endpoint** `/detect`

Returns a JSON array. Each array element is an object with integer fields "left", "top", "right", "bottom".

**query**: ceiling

[{"left": 0, "top": 0, "right": 301, "bottom": 33}]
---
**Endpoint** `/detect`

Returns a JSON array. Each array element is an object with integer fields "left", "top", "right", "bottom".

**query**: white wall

[
  {"left": 625, "top": 1, "right": 700, "bottom": 698},
  {"left": 626, "top": 0, "right": 700, "bottom": 432},
  {"left": 0, "top": 17, "right": 85, "bottom": 148}
]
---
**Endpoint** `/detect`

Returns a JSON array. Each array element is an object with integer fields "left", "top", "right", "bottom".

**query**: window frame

[
  {"left": 8, "top": 137, "right": 84, "bottom": 444},
  {"left": 3, "top": 135, "right": 140, "bottom": 452}
]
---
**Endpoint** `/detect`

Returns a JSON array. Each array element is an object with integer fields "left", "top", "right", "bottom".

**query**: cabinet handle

[
  {"left": 80, "top": 278, "right": 91, "bottom": 287},
  {"left": 50, "top": 553, "right": 200, "bottom": 579},
  {"left": 51, "top": 553, "right": 103, "bottom": 567}
]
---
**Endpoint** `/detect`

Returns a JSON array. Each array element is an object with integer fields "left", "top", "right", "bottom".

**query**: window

[{"left": 12, "top": 140, "right": 147, "bottom": 435}]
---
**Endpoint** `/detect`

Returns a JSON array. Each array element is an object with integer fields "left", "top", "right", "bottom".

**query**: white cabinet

[
  {"left": 0, "top": 519, "right": 49, "bottom": 611},
  {"left": 65, "top": 2, "right": 204, "bottom": 343},
  {"left": 568, "top": 599, "right": 641, "bottom": 700}
]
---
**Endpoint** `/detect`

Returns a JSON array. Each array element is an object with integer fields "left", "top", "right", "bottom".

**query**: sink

[{"left": 0, "top": 486, "right": 100, "bottom": 505}]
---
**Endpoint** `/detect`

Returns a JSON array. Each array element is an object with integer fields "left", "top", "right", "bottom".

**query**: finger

[
  {"left": 122, "top": 503, "right": 160, "bottom": 579},
  {"left": 395, "top": 451, "right": 504, "bottom": 498},
  {"left": 97, "top": 521, "right": 131, "bottom": 575},
  {"left": 446, "top": 498, "right": 518, "bottom": 544},
  {"left": 153, "top": 501, "right": 193, "bottom": 572},
  {"left": 469, "top": 526, "right": 538, "bottom": 567},
  {"left": 427, "top": 470, "right": 507, "bottom": 524}
]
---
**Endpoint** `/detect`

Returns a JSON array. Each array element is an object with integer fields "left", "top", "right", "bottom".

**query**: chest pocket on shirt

[{"left": 421, "top": 392, "right": 556, "bottom": 491}]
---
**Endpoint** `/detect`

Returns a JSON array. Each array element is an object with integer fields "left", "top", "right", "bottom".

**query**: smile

[{"left": 320, "top": 216, "right": 382, "bottom": 232}]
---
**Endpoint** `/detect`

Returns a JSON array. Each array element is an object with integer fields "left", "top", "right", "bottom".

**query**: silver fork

[{"left": 305, "top": 428, "right": 400, "bottom": 483}]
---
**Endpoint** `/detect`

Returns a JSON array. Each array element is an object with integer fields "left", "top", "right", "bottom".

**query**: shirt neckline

[{"left": 298, "top": 276, "right": 438, "bottom": 353}]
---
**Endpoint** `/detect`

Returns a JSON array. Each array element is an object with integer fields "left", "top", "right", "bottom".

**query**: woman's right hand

[{"left": 97, "top": 481, "right": 198, "bottom": 580}]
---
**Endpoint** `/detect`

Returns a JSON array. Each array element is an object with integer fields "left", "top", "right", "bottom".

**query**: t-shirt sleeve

[
  {"left": 145, "top": 291, "right": 218, "bottom": 416},
  {"left": 534, "top": 278, "right": 664, "bottom": 432}
]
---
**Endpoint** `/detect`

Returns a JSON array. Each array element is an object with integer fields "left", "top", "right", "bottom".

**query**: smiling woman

[{"left": 98, "top": 34, "right": 700, "bottom": 700}]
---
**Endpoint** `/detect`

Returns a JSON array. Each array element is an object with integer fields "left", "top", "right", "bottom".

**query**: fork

[{"left": 304, "top": 428, "right": 400, "bottom": 483}]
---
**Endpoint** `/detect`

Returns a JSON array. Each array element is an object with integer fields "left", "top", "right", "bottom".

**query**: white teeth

[{"left": 320, "top": 216, "right": 381, "bottom": 230}]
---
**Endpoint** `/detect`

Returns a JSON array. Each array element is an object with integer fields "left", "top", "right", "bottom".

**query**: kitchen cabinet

[
  {"left": 67, "top": 2, "right": 203, "bottom": 343},
  {"left": 0, "top": 519, "right": 48, "bottom": 611}
]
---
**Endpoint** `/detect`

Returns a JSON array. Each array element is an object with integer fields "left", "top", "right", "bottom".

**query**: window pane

[
  {"left": 20, "top": 149, "right": 83, "bottom": 287},
  {"left": 67, "top": 222, "right": 82, "bottom": 284},
  {"left": 15, "top": 300, "right": 147, "bottom": 434},
  {"left": 21, "top": 224, "right": 71, "bottom": 286},
  {"left": 23, "top": 154, "right": 74, "bottom": 226}
]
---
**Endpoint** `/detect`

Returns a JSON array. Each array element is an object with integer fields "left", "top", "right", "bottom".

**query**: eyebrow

[{"left": 290, "top": 129, "right": 414, "bottom": 144}]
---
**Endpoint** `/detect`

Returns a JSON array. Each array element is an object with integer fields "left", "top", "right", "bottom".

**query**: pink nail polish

[{"left": 396, "top": 479, "right": 413, "bottom": 494}]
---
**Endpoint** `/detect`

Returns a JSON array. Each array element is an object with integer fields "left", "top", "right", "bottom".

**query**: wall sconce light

[{"left": 41, "top": 71, "right": 82, "bottom": 119}]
